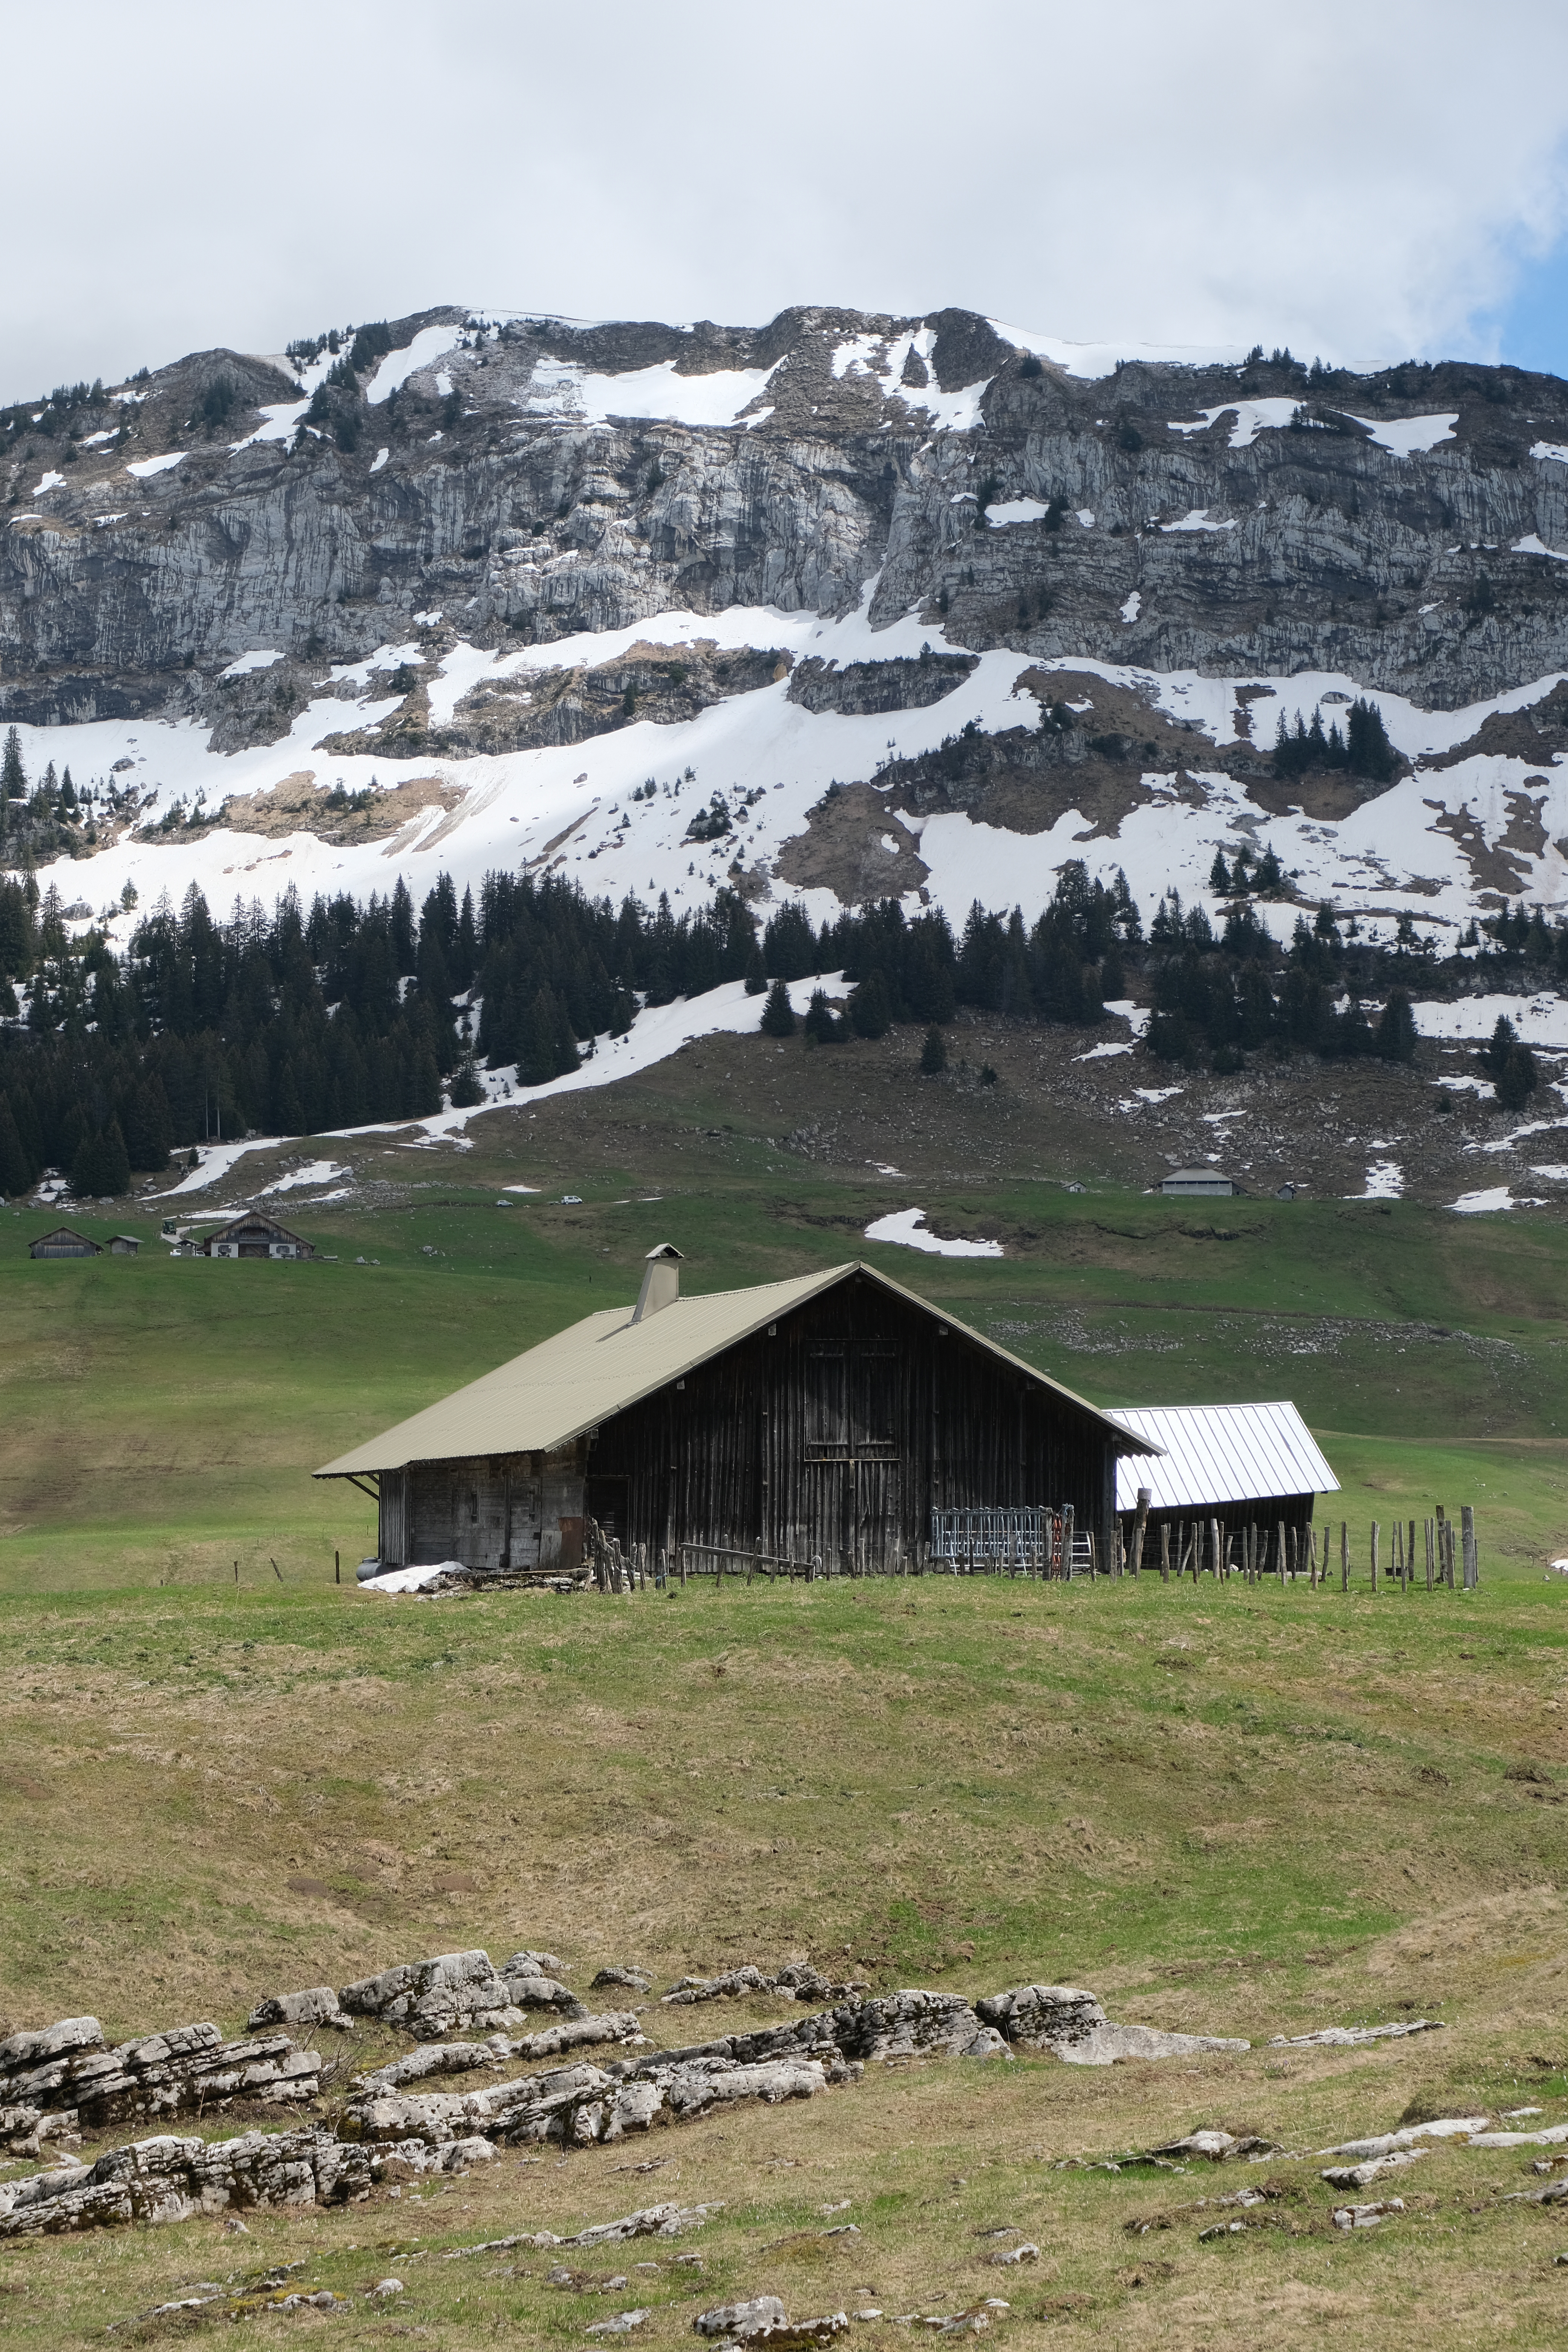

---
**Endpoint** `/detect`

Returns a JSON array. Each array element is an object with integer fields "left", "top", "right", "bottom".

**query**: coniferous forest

[{"left": 0, "top": 832, "right": 1557, "bottom": 1198}]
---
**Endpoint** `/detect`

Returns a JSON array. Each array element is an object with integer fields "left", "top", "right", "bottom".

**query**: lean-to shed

[
  {"left": 1109, "top": 1400, "right": 1338, "bottom": 1543},
  {"left": 317, "top": 1247, "right": 1159, "bottom": 1576}
]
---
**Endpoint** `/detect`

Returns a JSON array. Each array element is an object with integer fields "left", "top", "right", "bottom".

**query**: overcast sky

[{"left": 5, "top": 0, "right": 1568, "bottom": 402}]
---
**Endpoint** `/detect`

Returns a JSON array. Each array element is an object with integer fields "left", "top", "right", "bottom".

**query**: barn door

[{"left": 803, "top": 1341, "right": 900, "bottom": 1571}]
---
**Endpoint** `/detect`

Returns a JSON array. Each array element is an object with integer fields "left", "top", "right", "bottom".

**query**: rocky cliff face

[{"left": 5, "top": 303, "right": 1568, "bottom": 747}]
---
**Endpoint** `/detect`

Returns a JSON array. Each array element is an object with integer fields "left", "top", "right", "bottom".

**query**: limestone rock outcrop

[
  {"left": 0, "top": 2015, "right": 323, "bottom": 2128},
  {"left": 975, "top": 1983, "right": 1248, "bottom": 2065},
  {"left": 339, "top": 1948, "right": 583, "bottom": 2034}
]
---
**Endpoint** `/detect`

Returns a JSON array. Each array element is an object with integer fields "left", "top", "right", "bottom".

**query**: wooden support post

[
  {"left": 1408, "top": 1519, "right": 1416, "bottom": 1596},
  {"left": 1159, "top": 1522, "right": 1170, "bottom": 1583},
  {"left": 335, "top": 1550, "right": 340, "bottom": 1585},
  {"left": 1308, "top": 1526, "right": 1318, "bottom": 1590},
  {"left": 1063, "top": 1504, "right": 1075, "bottom": 1580},
  {"left": 1424, "top": 1518, "right": 1434, "bottom": 1592},
  {"left": 1131, "top": 1488, "right": 1150, "bottom": 1578},
  {"left": 234, "top": 1560, "right": 239, "bottom": 1584},
  {"left": 1340, "top": 1521, "right": 1349, "bottom": 1592},
  {"left": 679, "top": 1546, "right": 687, "bottom": 1588},
  {"left": 1461, "top": 1505, "right": 1478, "bottom": 1589},
  {"left": 1370, "top": 1521, "right": 1379, "bottom": 1593},
  {"left": 1277, "top": 1519, "right": 1286, "bottom": 1587}
]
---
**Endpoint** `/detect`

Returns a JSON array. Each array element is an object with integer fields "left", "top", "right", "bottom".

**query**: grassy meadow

[{"left": 2, "top": 1081, "right": 1568, "bottom": 2347}]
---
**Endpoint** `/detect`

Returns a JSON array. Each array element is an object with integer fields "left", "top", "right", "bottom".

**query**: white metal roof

[{"left": 1109, "top": 1401, "right": 1338, "bottom": 1513}]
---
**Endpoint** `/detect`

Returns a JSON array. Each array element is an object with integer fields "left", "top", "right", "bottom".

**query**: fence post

[
  {"left": 1424, "top": 1518, "right": 1434, "bottom": 1592},
  {"left": 1340, "top": 1521, "right": 1349, "bottom": 1592},
  {"left": 1131, "top": 1489, "right": 1150, "bottom": 1578},
  {"left": 1159, "top": 1522, "right": 1170, "bottom": 1583},
  {"left": 1308, "top": 1525, "right": 1317, "bottom": 1590},
  {"left": 1063, "top": 1504, "right": 1076, "bottom": 1580},
  {"left": 1370, "top": 1522, "right": 1378, "bottom": 1594},
  {"left": 1461, "top": 1505, "right": 1478, "bottom": 1589},
  {"left": 335, "top": 1550, "right": 340, "bottom": 1585}
]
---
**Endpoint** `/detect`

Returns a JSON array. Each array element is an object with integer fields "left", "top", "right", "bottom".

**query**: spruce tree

[
  {"left": 1346, "top": 698, "right": 1395, "bottom": 782},
  {"left": 0, "top": 1096, "right": 30, "bottom": 1195},
  {"left": 802, "top": 988, "right": 842, "bottom": 1043},
  {"left": 759, "top": 977, "right": 795, "bottom": 1037},
  {"left": 919, "top": 1024, "right": 947, "bottom": 1075},
  {"left": 1376, "top": 990, "right": 1417, "bottom": 1063},
  {"left": 848, "top": 970, "right": 892, "bottom": 1038},
  {"left": 1, "top": 726, "right": 24, "bottom": 805},
  {"left": 743, "top": 940, "right": 766, "bottom": 996},
  {"left": 1209, "top": 848, "right": 1231, "bottom": 894}
]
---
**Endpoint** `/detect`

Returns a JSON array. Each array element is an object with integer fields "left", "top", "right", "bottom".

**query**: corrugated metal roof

[
  {"left": 1109, "top": 1401, "right": 1338, "bottom": 1513},
  {"left": 316, "top": 1260, "right": 1160, "bottom": 1478}
]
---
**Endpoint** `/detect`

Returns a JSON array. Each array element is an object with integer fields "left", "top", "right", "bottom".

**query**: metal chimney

[{"left": 631, "top": 1242, "right": 684, "bottom": 1323}]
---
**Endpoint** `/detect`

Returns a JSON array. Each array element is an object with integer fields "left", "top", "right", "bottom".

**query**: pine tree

[
  {"left": 1346, "top": 698, "right": 1395, "bottom": 782},
  {"left": 1209, "top": 848, "right": 1231, "bottom": 894},
  {"left": 919, "top": 1024, "right": 947, "bottom": 1075},
  {"left": 759, "top": 977, "right": 796, "bottom": 1037},
  {"left": 743, "top": 940, "right": 766, "bottom": 996},
  {"left": 449, "top": 1056, "right": 484, "bottom": 1107},
  {"left": 1, "top": 726, "right": 25, "bottom": 807},
  {"left": 1497, "top": 1040, "right": 1539, "bottom": 1110},
  {"left": 802, "top": 989, "right": 842, "bottom": 1043},
  {"left": 848, "top": 970, "right": 892, "bottom": 1038},
  {"left": 0, "top": 1096, "right": 30, "bottom": 1195},
  {"left": 1481, "top": 1013, "right": 1517, "bottom": 1080},
  {"left": 1376, "top": 990, "right": 1418, "bottom": 1063}
]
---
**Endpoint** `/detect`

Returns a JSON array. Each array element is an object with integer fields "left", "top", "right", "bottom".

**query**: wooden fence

[{"left": 581, "top": 1505, "right": 1481, "bottom": 1594}]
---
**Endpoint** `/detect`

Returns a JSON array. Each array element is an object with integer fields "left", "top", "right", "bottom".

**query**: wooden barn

[
  {"left": 29, "top": 1226, "right": 101, "bottom": 1259},
  {"left": 317, "top": 1246, "right": 1159, "bottom": 1576},
  {"left": 202, "top": 1211, "right": 313, "bottom": 1260},
  {"left": 1110, "top": 1401, "right": 1338, "bottom": 1562}
]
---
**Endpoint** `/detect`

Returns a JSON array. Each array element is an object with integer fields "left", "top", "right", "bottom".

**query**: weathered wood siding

[
  {"left": 588, "top": 1269, "right": 1116, "bottom": 1568},
  {"left": 392, "top": 1272, "right": 1122, "bottom": 1573},
  {"left": 393, "top": 1447, "right": 585, "bottom": 1568}
]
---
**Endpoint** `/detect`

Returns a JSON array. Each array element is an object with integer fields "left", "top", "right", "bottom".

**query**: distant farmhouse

[
  {"left": 199, "top": 1211, "right": 314, "bottom": 1261},
  {"left": 1160, "top": 1167, "right": 1239, "bottom": 1197},
  {"left": 318, "top": 1247, "right": 1161, "bottom": 1576},
  {"left": 29, "top": 1226, "right": 100, "bottom": 1259}
]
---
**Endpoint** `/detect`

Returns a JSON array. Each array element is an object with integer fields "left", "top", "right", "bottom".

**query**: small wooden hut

[
  {"left": 109, "top": 1234, "right": 141, "bottom": 1256},
  {"left": 317, "top": 1246, "right": 1159, "bottom": 1576},
  {"left": 29, "top": 1226, "right": 101, "bottom": 1259}
]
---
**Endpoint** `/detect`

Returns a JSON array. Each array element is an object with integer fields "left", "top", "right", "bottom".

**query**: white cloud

[{"left": 3, "top": 1, "right": 1568, "bottom": 399}]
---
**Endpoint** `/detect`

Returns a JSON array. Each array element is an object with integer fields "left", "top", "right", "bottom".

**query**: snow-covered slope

[{"left": 8, "top": 300, "right": 1568, "bottom": 1028}]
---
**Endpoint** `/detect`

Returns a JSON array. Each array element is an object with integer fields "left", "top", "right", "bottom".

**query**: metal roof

[
  {"left": 1161, "top": 1167, "right": 1237, "bottom": 1184},
  {"left": 316, "top": 1259, "right": 1160, "bottom": 1479},
  {"left": 1109, "top": 1401, "right": 1338, "bottom": 1513}
]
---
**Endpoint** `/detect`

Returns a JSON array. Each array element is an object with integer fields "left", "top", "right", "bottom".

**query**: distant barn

[
  {"left": 1160, "top": 1167, "right": 1239, "bottom": 1197},
  {"left": 202, "top": 1211, "right": 313, "bottom": 1261},
  {"left": 317, "top": 1246, "right": 1159, "bottom": 1576},
  {"left": 109, "top": 1234, "right": 141, "bottom": 1256},
  {"left": 1110, "top": 1401, "right": 1338, "bottom": 1548},
  {"left": 29, "top": 1226, "right": 100, "bottom": 1259}
]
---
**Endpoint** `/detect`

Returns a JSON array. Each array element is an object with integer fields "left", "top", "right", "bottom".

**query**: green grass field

[{"left": 2, "top": 1095, "right": 1567, "bottom": 2347}]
